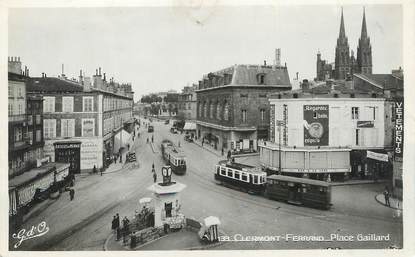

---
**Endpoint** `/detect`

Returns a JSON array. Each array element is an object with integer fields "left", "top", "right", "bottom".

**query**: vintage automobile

[
  {"left": 148, "top": 125, "right": 154, "bottom": 132},
  {"left": 170, "top": 127, "right": 178, "bottom": 134},
  {"left": 184, "top": 134, "right": 193, "bottom": 142},
  {"left": 165, "top": 119, "right": 170, "bottom": 125}
]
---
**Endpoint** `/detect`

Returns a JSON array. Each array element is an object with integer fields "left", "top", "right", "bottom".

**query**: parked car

[
  {"left": 148, "top": 125, "right": 154, "bottom": 132},
  {"left": 165, "top": 120, "right": 170, "bottom": 125},
  {"left": 170, "top": 127, "right": 178, "bottom": 134}
]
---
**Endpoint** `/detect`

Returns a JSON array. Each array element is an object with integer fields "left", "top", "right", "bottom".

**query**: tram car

[
  {"left": 265, "top": 175, "right": 332, "bottom": 210},
  {"left": 161, "top": 140, "right": 187, "bottom": 175},
  {"left": 214, "top": 160, "right": 267, "bottom": 194}
]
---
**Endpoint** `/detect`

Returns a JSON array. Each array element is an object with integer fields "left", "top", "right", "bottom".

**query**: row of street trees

[{"left": 140, "top": 93, "right": 179, "bottom": 116}]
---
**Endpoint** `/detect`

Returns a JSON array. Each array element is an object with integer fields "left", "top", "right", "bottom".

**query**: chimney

[
  {"left": 296, "top": 72, "right": 299, "bottom": 80},
  {"left": 263, "top": 60, "right": 267, "bottom": 66},
  {"left": 62, "top": 64, "right": 64, "bottom": 75},
  {"left": 103, "top": 73, "right": 106, "bottom": 81},
  {"left": 275, "top": 48, "right": 281, "bottom": 66},
  {"left": 99, "top": 67, "right": 102, "bottom": 76},
  {"left": 42, "top": 72, "right": 45, "bottom": 78},
  {"left": 8, "top": 56, "right": 23, "bottom": 74},
  {"left": 79, "top": 69, "right": 84, "bottom": 85},
  {"left": 96, "top": 69, "right": 98, "bottom": 76}
]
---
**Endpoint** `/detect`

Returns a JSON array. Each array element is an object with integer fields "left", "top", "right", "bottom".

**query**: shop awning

[{"left": 183, "top": 122, "right": 196, "bottom": 131}]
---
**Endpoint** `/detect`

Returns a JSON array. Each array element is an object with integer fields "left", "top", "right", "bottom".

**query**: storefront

[
  {"left": 260, "top": 144, "right": 351, "bottom": 181},
  {"left": 54, "top": 141, "right": 81, "bottom": 174}
]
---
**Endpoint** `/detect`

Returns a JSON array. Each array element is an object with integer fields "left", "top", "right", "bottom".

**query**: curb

[
  {"left": 232, "top": 152, "right": 260, "bottom": 158},
  {"left": 374, "top": 194, "right": 403, "bottom": 210}
]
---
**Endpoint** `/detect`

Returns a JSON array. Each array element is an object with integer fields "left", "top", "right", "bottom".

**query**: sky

[{"left": 8, "top": 4, "right": 402, "bottom": 101}]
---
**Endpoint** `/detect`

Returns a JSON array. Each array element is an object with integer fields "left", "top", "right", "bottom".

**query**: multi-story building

[
  {"left": 261, "top": 82, "right": 399, "bottom": 181},
  {"left": 27, "top": 69, "right": 134, "bottom": 174},
  {"left": 178, "top": 84, "right": 197, "bottom": 121},
  {"left": 196, "top": 61, "right": 291, "bottom": 152},
  {"left": 8, "top": 57, "right": 44, "bottom": 178}
]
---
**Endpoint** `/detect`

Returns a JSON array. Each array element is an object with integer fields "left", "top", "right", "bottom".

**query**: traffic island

[{"left": 104, "top": 218, "right": 226, "bottom": 251}]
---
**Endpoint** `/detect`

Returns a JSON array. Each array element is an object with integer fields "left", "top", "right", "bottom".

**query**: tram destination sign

[{"left": 303, "top": 105, "right": 329, "bottom": 146}]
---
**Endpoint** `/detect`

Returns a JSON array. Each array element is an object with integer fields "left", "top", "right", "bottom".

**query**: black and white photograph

[{"left": 1, "top": 0, "right": 414, "bottom": 255}]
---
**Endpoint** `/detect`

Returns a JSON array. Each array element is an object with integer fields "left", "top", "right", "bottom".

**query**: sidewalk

[
  {"left": 375, "top": 193, "right": 403, "bottom": 210},
  {"left": 193, "top": 139, "right": 224, "bottom": 158},
  {"left": 330, "top": 179, "right": 389, "bottom": 186}
]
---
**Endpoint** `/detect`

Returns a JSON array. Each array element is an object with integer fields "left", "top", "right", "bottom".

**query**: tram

[
  {"left": 265, "top": 175, "right": 332, "bottom": 210},
  {"left": 161, "top": 140, "right": 187, "bottom": 175},
  {"left": 214, "top": 160, "right": 267, "bottom": 194}
]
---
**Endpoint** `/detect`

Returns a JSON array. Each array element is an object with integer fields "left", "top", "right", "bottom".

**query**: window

[
  {"left": 253, "top": 175, "right": 258, "bottom": 184},
  {"left": 216, "top": 104, "right": 221, "bottom": 120},
  {"left": 43, "top": 97, "right": 55, "bottom": 112},
  {"left": 241, "top": 173, "right": 248, "bottom": 182},
  {"left": 8, "top": 103, "right": 12, "bottom": 116},
  {"left": 43, "top": 119, "right": 56, "bottom": 139},
  {"left": 14, "top": 127, "right": 22, "bottom": 142},
  {"left": 8, "top": 86, "right": 12, "bottom": 97},
  {"left": 18, "top": 104, "right": 22, "bottom": 115},
  {"left": 257, "top": 74, "right": 265, "bottom": 85},
  {"left": 28, "top": 115, "right": 33, "bottom": 125},
  {"left": 61, "top": 119, "right": 75, "bottom": 138},
  {"left": 36, "top": 115, "right": 41, "bottom": 124},
  {"left": 28, "top": 131, "right": 33, "bottom": 144},
  {"left": 36, "top": 130, "right": 41, "bottom": 142},
  {"left": 351, "top": 107, "right": 359, "bottom": 120},
  {"left": 210, "top": 103, "right": 214, "bottom": 119},
  {"left": 222, "top": 102, "right": 229, "bottom": 121},
  {"left": 82, "top": 118, "right": 95, "bottom": 137},
  {"left": 62, "top": 97, "right": 74, "bottom": 112},
  {"left": 241, "top": 109, "right": 247, "bottom": 123},
  {"left": 227, "top": 170, "right": 233, "bottom": 177},
  {"left": 18, "top": 88, "right": 22, "bottom": 97},
  {"left": 355, "top": 129, "right": 359, "bottom": 145},
  {"left": 260, "top": 109, "right": 265, "bottom": 122},
  {"left": 234, "top": 171, "right": 240, "bottom": 180},
  {"left": 83, "top": 97, "right": 94, "bottom": 112},
  {"left": 220, "top": 167, "right": 226, "bottom": 176}
]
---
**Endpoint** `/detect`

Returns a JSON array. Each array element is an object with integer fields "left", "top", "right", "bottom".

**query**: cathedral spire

[
  {"left": 361, "top": 7, "right": 368, "bottom": 39},
  {"left": 339, "top": 7, "right": 346, "bottom": 38}
]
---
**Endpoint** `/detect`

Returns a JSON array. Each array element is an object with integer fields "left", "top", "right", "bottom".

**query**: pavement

[{"left": 375, "top": 194, "right": 403, "bottom": 210}]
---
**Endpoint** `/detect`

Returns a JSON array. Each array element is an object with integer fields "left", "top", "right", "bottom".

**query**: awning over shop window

[{"left": 183, "top": 122, "right": 196, "bottom": 131}]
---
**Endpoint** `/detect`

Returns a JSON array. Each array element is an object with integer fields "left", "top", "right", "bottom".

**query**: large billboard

[{"left": 303, "top": 105, "right": 329, "bottom": 146}]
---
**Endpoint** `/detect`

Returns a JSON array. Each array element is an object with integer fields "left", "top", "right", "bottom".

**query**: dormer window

[{"left": 257, "top": 73, "right": 266, "bottom": 85}]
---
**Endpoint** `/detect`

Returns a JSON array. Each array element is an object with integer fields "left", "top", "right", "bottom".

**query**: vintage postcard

[{"left": 1, "top": 0, "right": 414, "bottom": 256}]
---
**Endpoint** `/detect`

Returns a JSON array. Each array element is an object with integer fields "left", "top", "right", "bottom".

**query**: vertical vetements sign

[{"left": 394, "top": 100, "right": 403, "bottom": 161}]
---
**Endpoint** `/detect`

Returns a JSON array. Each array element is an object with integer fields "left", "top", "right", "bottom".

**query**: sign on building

[
  {"left": 303, "top": 105, "right": 329, "bottom": 146},
  {"left": 367, "top": 150, "right": 389, "bottom": 162},
  {"left": 394, "top": 100, "right": 403, "bottom": 161},
  {"left": 357, "top": 121, "right": 374, "bottom": 128}
]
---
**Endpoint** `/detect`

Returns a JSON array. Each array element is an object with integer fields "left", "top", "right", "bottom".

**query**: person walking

[
  {"left": 152, "top": 163, "right": 155, "bottom": 173},
  {"left": 151, "top": 135, "right": 154, "bottom": 143},
  {"left": 227, "top": 150, "right": 232, "bottom": 160},
  {"left": 221, "top": 148, "right": 224, "bottom": 156},
  {"left": 70, "top": 189, "right": 75, "bottom": 201},
  {"left": 384, "top": 186, "right": 391, "bottom": 207},
  {"left": 111, "top": 216, "right": 116, "bottom": 234},
  {"left": 153, "top": 171, "right": 157, "bottom": 183}
]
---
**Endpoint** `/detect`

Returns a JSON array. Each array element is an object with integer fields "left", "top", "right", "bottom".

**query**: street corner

[{"left": 374, "top": 194, "right": 402, "bottom": 211}]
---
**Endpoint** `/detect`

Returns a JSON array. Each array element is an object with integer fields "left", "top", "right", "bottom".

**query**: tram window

[
  {"left": 241, "top": 173, "right": 248, "bottom": 182},
  {"left": 234, "top": 171, "right": 240, "bottom": 180},
  {"left": 227, "top": 170, "right": 233, "bottom": 177},
  {"left": 253, "top": 175, "right": 258, "bottom": 184},
  {"left": 216, "top": 166, "right": 220, "bottom": 173},
  {"left": 221, "top": 168, "right": 226, "bottom": 176}
]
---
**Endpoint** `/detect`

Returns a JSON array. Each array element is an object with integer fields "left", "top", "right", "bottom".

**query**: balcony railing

[{"left": 9, "top": 114, "right": 27, "bottom": 123}]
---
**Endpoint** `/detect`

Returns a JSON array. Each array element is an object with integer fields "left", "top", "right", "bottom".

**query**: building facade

[
  {"left": 196, "top": 63, "right": 291, "bottom": 152},
  {"left": 262, "top": 84, "right": 394, "bottom": 180},
  {"left": 8, "top": 57, "right": 45, "bottom": 178},
  {"left": 27, "top": 72, "right": 134, "bottom": 174},
  {"left": 316, "top": 8, "right": 372, "bottom": 81},
  {"left": 178, "top": 84, "right": 197, "bottom": 121}
]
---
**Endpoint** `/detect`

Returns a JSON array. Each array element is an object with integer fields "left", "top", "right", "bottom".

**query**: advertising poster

[{"left": 303, "top": 105, "right": 329, "bottom": 146}]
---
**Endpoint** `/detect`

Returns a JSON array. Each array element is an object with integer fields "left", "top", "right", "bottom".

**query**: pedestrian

[
  {"left": 384, "top": 186, "right": 391, "bottom": 207},
  {"left": 111, "top": 216, "right": 116, "bottom": 234},
  {"left": 227, "top": 150, "right": 231, "bottom": 160},
  {"left": 147, "top": 137, "right": 149, "bottom": 143},
  {"left": 178, "top": 140, "right": 181, "bottom": 147},
  {"left": 221, "top": 148, "right": 224, "bottom": 156},
  {"left": 70, "top": 189, "right": 75, "bottom": 201},
  {"left": 153, "top": 171, "right": 157, "bottom": 183},
  {"left": 152, "top": 163, "right": 155, "bottom": 173},
  {"left": 114, "top": 155, "right": 117, "bottom": 164},
  {"left": 151, "top": 135, "right": 154, "bottom": 143},
  {"left": 120, "top": 153, "right": 123, "bottom": 163}
]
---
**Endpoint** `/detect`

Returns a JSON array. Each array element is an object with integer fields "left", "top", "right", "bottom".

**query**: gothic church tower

[
  {"left": 335, "top": 8, "right": 351, "bottom": 80},
  {"left": 356, "top": 8, "right": 372, "bottom": 74}
]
